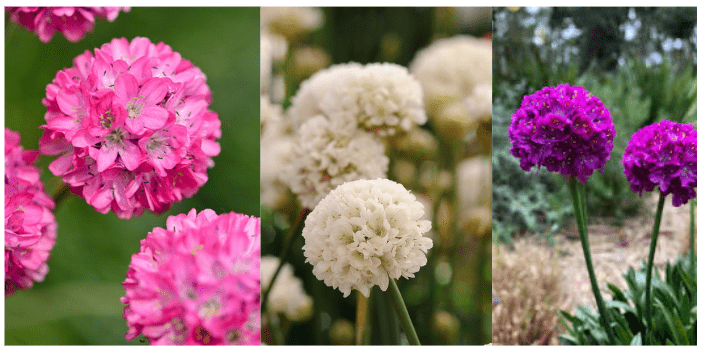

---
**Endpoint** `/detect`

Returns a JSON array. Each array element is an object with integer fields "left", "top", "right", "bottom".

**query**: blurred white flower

[
  {"left": 457, "top": 156, "right": 492, "bottom": 209},
  {"left": 260, "top": 95, "right": 284, "bottom": 137},
  {"left": 302, "top": 178, "right": 432, "bottom": 297},
  {"left": 261, "top": 7, "right": 323, "bottom": 39},
  {"left": 261, "top": 96, "right": 294, "bottom": 210},
  {"left": 409, "top": 35, "right": 491, "bottom": 120},
  {"left": 288, "top": 62, "right": 427, "bottom": 137},
  {"left": 281, "top": 115, "right": 388, "bottom": 210},
  {"left": 260, "top": 36, "right": 271, "bottom": 94},
  {"left": 261, "top": 135, "right": 294, "bottom": 210},
  {"left": 456, "top": 156, "right": 492, "bottom": 236},
  {"left": 260, "top": 33, "right": 288, "bottom": 95},
  {"left": 261, "top": 256, "right": 313, "bottom": 322},
  {"left": 291, "top": 46, "right": 331, "bottom": 81},
  {"left": 463, "top": 82, "right": 492, "bottom": 123}
]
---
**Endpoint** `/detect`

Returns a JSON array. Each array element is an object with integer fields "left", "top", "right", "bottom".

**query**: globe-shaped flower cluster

[
  {"left": 40, "top": 37, "right": 221, "bottom": 219},
  {"left": 622, "top": 120, "right": 696, "bottom": 207},
  {"left": 509, "top": 84, "right": 616, "bottom": 184},
  {"left": 121, "top": 209, "right": 260, "bottom": 345},
  {"left": 288, "top": 62, "right": 427, "bottom": 137},
  {"left": 6, "top": 7, "right": 129, "bottom": 43},
  {"left": 302, "top": 178, "right": 432, "bottom": 298},
  {"left": 5, "top": 129, "right": 58, "bottom": 295}
]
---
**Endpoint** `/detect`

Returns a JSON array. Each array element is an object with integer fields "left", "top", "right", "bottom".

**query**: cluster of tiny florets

[
  {"left": 319, "top": 63, "right": 427, "bottom": 137},
  {"left": 287, "top": 63, "right": 363, "bottom": 128},
  {"left": 40, "top": 37, "right": 221, "bottom": 219},
  {"left": 623, "top": 120, "right": 696, "bottom": 207},
  {"left": 288, "top": 62, "right": 426, "bottom": 137},
  {"left": 6, "top": 7, "right": 129, "bottom": 43},
  {"left": 509, "top": 84, "right": 616, "bottom": 184},
  {"left": 281, "top": 115, "right": 389, "bottom": 210},
  {"left": 261, "top": 256, "right": 313, "bottom": 322},
  {"left": 302, "top": 179, "right": 432, "bottom": 298},
  {"left": 5, "top": 129, "right": 58, "bottom": 295},
  {"left": 121, "top": 209, "right": 260, "bottom": 345}
]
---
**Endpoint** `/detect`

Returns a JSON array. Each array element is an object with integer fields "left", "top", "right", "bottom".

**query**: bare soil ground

[{"left": 502, "top": 194, "right": 695, "bottom": 344}]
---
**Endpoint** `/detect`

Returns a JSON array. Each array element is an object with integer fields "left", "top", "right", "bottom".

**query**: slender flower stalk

[
  {"left": 644, "top": 193, "right": 666, "bottom": 343},
  {"left": 356, "top": 290, "right": 369, "bottom": 345},
  {"left": 569, "top": 178, "right": 616, "bottom": 344},
  {"left": 261, "top": 209, "right": 308, "bottom": 312},
  {"left": 387, "top": 277, "right": 421, "bottom": 345},
  {"left": 264, "top": 307, "right": 285, "bottom": 345},
  {"left": 50, "top": 180, "right": 72, "bottom": 210},
  {"left": 690, "top": 199, "right": 696, "bottom": 267}
]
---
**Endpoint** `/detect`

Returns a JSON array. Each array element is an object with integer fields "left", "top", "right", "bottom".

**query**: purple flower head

[
  {"left": 121, "top": 209, "right": 261, "bottom": 345},
  {"left": 623, "top": 120, "right": 696, "bottom": 207},
  {"left": 40, "top": 37, "right": 221, "bottom": 219},
  {"left": 6, "top": 7, "right": 129, "bottom": 43},
  {"left": 509, "top": 84, "right": 616, "bottom": 184},
  {"left": 5, "top": 129, "right": 58, "bottom": 295}
]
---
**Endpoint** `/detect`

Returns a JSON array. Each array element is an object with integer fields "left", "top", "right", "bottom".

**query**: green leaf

[
  {"left": 672, "top": 316, "right": 689, "bottom": 345},
  {"left": 654, "top": 300, "right": 679, "bottom": 344},
  {"left": 630, "top": 332, "right": 642, "bottom": 345},
  {"left": 608, "top": 283, "right": 628, "bottom": 303}
]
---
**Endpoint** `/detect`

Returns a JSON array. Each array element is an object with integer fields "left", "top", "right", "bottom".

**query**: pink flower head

[
  {"left": 6, "top": 7, "right": 129, "bottom": 43},
  {"left": 121, "top": 209, "right": 261, "bottom": 345},
  {"left": 623, "top": 120, "right": 697, "bottom": 207},
  {"left": 40, "top": 37, "right": 221, "bottom": 219},
  {"left": 5, "top": 129, "right": 58, "bottom": 295},
  {"left": 509, "top": 84, "right": 616, "bottom": 184}
]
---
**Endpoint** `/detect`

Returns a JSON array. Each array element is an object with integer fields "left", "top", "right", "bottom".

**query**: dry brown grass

[{"left": 492, "top": 240, "right": 566, "bottom": 345}]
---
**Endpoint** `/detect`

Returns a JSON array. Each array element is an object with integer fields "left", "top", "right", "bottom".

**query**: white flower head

[
  {"left": 287, "top": 63, "right": 364, "bottom": 128},
  {"left": 302, "top": 178, "right": 433, "bottom": 298},
  {"left": 261, "top": 256, "right": 313, "bottom": 322},
  {"left": 409, "top": 35, "right": 492, "bottom": 119},
  {"left": 320, "top": 63, "right": 427, "bottom": 137},
  {"left": 281, "top": 115, "right": 389, "bottom": 210}
]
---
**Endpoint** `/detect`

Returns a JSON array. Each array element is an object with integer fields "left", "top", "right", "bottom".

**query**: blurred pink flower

[
  {"left": 121, "top": 209, "right": 260, "bottom": 345},
  {"left": 6, "top": 7, "right": 129, "bottom": 43},
  {"left": 5, "top": 129, "right": 58, "bottom": 295},
  {"left": 40, "top": 37, "right": 221, "bottom": 219}
]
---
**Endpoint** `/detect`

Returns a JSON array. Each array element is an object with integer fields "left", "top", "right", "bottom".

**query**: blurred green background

[{"left": 4, "top": 7, "right": 260, "bottom": 345}]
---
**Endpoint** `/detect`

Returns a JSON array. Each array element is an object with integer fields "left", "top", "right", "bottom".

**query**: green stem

[
  {"left": 362, "top": 287, "right": 373, "bottom": 345},
  {"left": 690, "top": 199, "right": 696, "bottom": 268},
  {"left": 261, "top": 209, "right": 308, "bottom": 313},
  {"left": 51, "top": 181, "right": 72, "bottom": 211},
  {"left": 386, "top": 277, "right": 421, "bottom": 345},
  {"left": 265, "top": 307, "right": 285, "bottom": 345},
  {"left": 568, "top": 178, "right": 616, "bottom": 345},
  {"left": 644, "top": 192, "right": 667, "bottom": 343}
]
